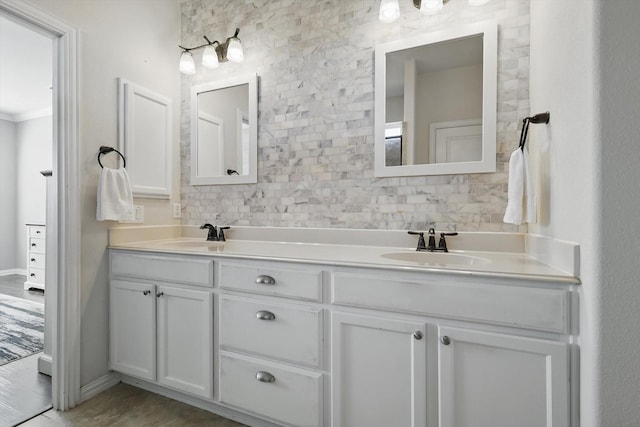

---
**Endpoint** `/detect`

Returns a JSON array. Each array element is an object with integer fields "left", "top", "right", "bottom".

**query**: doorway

[
  {"left": 0, "top": 12, "right": 53, "bottom": 426},
  {"left": 0, "top": 0, "right": 82, "bottom": 416}
]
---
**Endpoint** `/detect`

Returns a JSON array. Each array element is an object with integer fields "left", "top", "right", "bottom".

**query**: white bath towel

[
  {"left": 503, "top": 147, "right": 536, "bottom": 225},
  {"left": 97, "top": 167, "right": 134, "bottom": 221}
]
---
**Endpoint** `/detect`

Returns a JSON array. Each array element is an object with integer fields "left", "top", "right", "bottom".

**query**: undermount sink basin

[
  {"left": 381, "top": 251, "right": 491, "bottom": 266},
  {"left": 156, "top": 240, "right": 224, "bottom": 248}
]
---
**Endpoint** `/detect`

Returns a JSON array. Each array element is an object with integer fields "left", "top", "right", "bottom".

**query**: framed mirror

[
  {"left": 190, "top": 73, "right": 257, "bottom": 185},
  {"left": 374, "top": 21, "right": 497, "bottom": 177}
]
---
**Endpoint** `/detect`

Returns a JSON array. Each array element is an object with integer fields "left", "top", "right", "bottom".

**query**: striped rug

[{"left": 0, "top": 294, "right": 44, "bottom": 366}]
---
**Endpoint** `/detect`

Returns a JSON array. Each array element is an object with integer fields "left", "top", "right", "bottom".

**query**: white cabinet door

[
  {"left": 438, "top": 326, "right": 569, "bottom": 427},
  {"left": 156, "top": 285, "right": 213, "bottom": 399},
  {"left": 331, "top": 312, "right": 427, "bottom": 427},
  {"left": 110, "top": 280, "right": 156, "bottom": 381}
]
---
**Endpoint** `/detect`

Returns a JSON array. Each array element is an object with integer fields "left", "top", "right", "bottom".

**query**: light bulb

[
  {"left": 379, "top": 0, "right": 400, "bottom": 23},
  {"left": 179, "top": 51, "right": 196, "bottom": 75},
  {"left": 226, "top": 38, "right": 244, "bottom": 63},
  {"left": 202, "top": 45, "right": 219, "bottom": 69},
  {"left": 468, "top": 0, "right": 490, "bottom": 5},
  {"left": 420, "top": 0, "right": 443, "bottom": 15}
]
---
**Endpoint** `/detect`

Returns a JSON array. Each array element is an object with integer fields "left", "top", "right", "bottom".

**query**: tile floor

[{"left": 20, "top": 383, "right": 247, "bottom": 426}]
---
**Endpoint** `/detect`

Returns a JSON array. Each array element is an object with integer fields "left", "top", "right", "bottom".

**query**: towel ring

[{"left": 98, "top": 146, "right": 126, "bottom": 168}]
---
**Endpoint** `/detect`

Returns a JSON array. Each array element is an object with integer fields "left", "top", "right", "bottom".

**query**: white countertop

[{"left": 109, "top": 226, "right": 580, "bottom": 284}]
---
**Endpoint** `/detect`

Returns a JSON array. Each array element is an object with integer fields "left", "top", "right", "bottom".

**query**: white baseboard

[
  {"left": 38, "top": 354, "right": 52, "bottom": 376},
  {"left": 80, "top": 372, "right": 121, "bottom": 403},
  {"left": 0, "top": 268, "right": 27, "bottom": 277}
]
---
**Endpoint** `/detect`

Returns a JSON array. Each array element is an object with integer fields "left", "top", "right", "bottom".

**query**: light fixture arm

[
  {"left": 178, "top": 35, "right": 220, "bottom": 53},
  {"left": 412, "top": 0, "right": 450, "bottom": 8}
]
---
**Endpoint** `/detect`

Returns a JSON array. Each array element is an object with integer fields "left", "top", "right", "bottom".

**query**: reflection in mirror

[
  {"left": 190, "top": 74, "right": 257, "bottom": 185},
  {"left": 375, "top": 21, "right": 497, "bottom": 177}
]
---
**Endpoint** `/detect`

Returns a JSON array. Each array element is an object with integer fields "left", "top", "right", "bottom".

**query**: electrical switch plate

[{"left": 173, "top": 203, "right": 182, "bottom": 218}]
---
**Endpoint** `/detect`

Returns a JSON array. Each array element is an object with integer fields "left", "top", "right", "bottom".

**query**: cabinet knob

[
  {"left": 440, "top": 335, "right": 451, "bottom": 346},
  {"left": 36, "top": 230, "right": 41, "bottom": 234},
  {"left": 256, "top": 371, "right": 276, "bottom": 383},
  {"left": 31, "top": 258, "right": 36, "bottom": 262},
  {"left": 413, "top": 331, "right": 423, "bottom": 340},
  {"left": 142, "top": 290, "right": 151, "bottom": 296},
  {"left": 156, "top": 292, "right": 164, "bottom": 298},
  {"left": 256, "top": 310, "right": 276, "bottom": 321},
  {"left": 31, "top": 243, "right": 36, "bottom": 247},
  {"left": 30, "top": 273, "right": 36, "bottom": 277},
  {"left": 255, "top": 275, "right": 276, "bottom": 285}
]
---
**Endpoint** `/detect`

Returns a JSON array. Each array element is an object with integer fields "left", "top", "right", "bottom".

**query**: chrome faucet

[
  {"left": 408, "top": 228, "right": 458, "bottom": 252},
  {"left": 199, "top": 224, "right": 230, "bottom": 241}
]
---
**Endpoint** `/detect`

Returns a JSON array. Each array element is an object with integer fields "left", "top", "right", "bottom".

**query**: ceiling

[{"left": 0, "top": 15, "right": 53, "bottom": 121}]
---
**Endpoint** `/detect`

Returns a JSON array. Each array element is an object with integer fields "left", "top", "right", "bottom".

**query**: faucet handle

[
  {"left": 438, "top": 232, "right": 458, "bottom": 252},
  {"left": 219, "top": 226, "right": 230, "bottom": 242},
  {"left": 408, "top": 231, "right": 427, "bottom": 251}
]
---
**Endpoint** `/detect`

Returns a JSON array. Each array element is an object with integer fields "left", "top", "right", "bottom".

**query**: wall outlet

[
  {"left": 134, "top": 205, "right": 144, "bottom": 223},
  {"left": 173, "top": 203, "right": 182, "bottom": 218}
]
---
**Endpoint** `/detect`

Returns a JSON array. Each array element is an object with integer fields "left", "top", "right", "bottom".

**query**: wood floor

[
  {"left": 0, "top": 274, "right": 51, "bottom": 427},
  {"left": 0, "top": 275, "right": 44, "bottom": 305},
  {"left": 20, "top": 383, "right": 247, "bottom": 426}
]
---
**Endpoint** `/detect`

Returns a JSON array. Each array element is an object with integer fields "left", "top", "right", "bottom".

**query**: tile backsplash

[{"left": 180, "top": 0, "right": 530, "bottom": 232}]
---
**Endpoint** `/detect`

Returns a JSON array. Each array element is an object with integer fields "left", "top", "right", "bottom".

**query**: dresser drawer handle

[
  {"left": 30, "top": 273, "right": 36, "bottom": 277},
  {"left": 31, "top": 258, "right": 36, "bottom": 262},
  {"left": 256, "top": 310, "right": 276, "bottom": 321},
  {"left": 36, "top": 230, "right": 41, "bottom": 234},
  {"left": 255, "top": 275, "right": 276, "bottom": 285},
  {"left": 256, "top": 371, "right": 276, "bottom": 383},
  {"left": 31, "top": 243, "right": 37, "bottom": 247}
]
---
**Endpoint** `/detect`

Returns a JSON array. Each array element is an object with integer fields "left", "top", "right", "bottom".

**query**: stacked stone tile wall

[{"left": 180, "top": 0, "right": 530, "bottom": 231}]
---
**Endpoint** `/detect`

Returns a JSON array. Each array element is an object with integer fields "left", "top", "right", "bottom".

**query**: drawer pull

[
  {"left": 255, "top": 275, "right": 276, "bottom": 285},
  {"left": 31, "top": 258, "right": 36, "bottom": 262},
  {"left": 31, "top": 243, "right": 37, "bottom": 247},
  {"left": 256, "top": 310, "right": 276, "bottom": 321},
  {"left": 440, "top": 336, "right": 451, "bottom": 346},
  {"left": 156, "top": 292, "right": 164, "bottom": 298},
  {"left": 256, "top": 371, "right": 276, "bottom": 383},
  {"left": 142, "top": 290, "right": 151, "bottom": 296},
  {"left": 413, "top": 331, "right": 423, "bottom": 340},
  {"left": 36, "top": 230, "right": 41, "bottom": 234},
  {"left": 30, "top": 273, "right": 36, "bottom": 277}
]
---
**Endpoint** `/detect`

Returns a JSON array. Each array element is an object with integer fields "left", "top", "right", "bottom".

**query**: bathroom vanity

[{"left": 108, "top": 226, "right": 579, "bottom": 427}]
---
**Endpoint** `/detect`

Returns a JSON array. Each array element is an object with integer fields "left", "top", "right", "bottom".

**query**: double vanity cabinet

[{"left": 108, "top": 237, "right": 578, "bottom": 427}]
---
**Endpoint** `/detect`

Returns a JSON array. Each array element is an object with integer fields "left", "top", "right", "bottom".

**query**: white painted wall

[
  {"left": 15, "top": 115, "right": 51, "bottom": 270},
  {"left": 0, "top": 119, "right": 17, "bottom": 271},
  {"left": 26, "top": 0, "right": 181, "bottom": 387},
  {"left": 530, "top": 0, "right": 640, "bottom": 424},
  {"left": 415, "top": 63, "right": 483, "bottom": 163}
]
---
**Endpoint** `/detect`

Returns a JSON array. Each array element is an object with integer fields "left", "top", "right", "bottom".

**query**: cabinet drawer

[
  {"left": 28, "top": 268, "right": 45, "bottom": 284},
  {"left": 220, "top": 296, "right": 322, "bottom": 368},
  {"left": 28, "top": 253, "right": 45, "bottom": 269},
  {"left": 219, "top": 352, "right": 322, "bottom": 427},
  {"left": 332, "top": 272, "right": 570, "bottom": 334},
  {"left": 29, "top": 226, "right": 46, "bottom": 238},
  {"left": 111, "top": 252, "right": 213, "bottom": 287},
  {"left": 29, "top": 238, "right": 45, "bottom": 254},
  {"left": 219, "top": 261, "right": 322, "bottom": 301}
]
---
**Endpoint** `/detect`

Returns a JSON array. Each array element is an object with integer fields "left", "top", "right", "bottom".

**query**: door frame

[{"left": 0, "top": 0, "right": 81, "bottom": 410}]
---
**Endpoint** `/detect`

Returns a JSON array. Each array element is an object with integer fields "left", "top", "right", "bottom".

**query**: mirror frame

[
  {"left": 374, "top": 20, "right": 498, "bottom": 177},
  {"left": 190, "top": 73, "right": 258, "bottom": 185}
]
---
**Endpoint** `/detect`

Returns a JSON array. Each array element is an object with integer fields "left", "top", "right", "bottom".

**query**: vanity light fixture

[
  {"left": 179, "top": 28, "right": 244, "bottom": 75},
  {"left": 378, "top": 0, "right": 490, "bottom": 22}
]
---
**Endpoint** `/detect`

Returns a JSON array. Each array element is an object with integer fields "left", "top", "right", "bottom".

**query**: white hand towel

[
  {"left": 503, "top": 147, "right": 536, "bottom": 225},
  {"left": 97, "top": 167, "right": 134, "bottom": 221}
]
